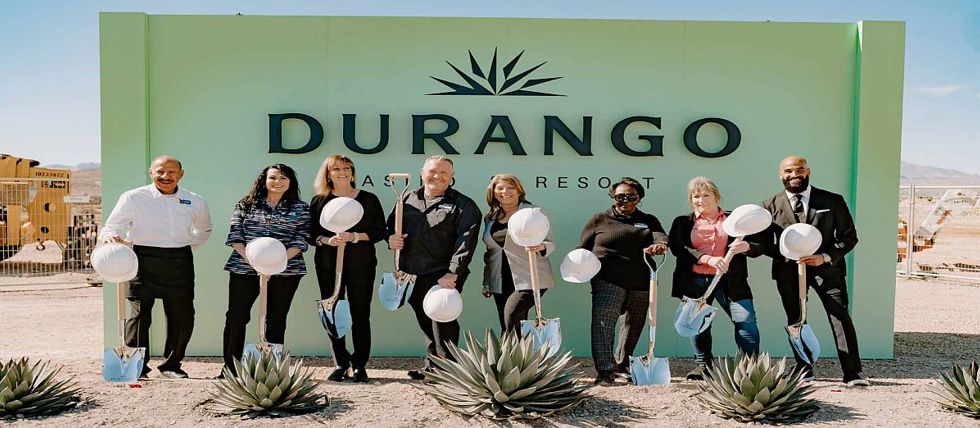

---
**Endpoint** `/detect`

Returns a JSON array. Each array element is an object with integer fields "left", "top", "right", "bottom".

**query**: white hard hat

[
  {"left": 508, "top": 207, "right": 551, "bottom": 247},
  {"left": 91, "top": 243, "right": 138, "bottom": 283},
  {"left": 722, "top": 204, "right": 773, "bottom": 237},
  {"left": 320, "top": 197, "right": 364, "bottom": 233},
  {"left": 560, "top": 248, "right": 601, "bottom": 283},
  {"left": 779, "top": 223, "right": 823, "bottom": 260},
  {"left": 245, "top": 237, "right": 288, "bottom": 275},
  {"left": 423, "top": 285, "right": 463, "bottom": 323}
]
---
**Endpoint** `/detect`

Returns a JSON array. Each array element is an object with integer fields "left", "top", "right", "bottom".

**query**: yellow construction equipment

[{"left": 0, "top": 154, "right": 93, "bottom": 265}]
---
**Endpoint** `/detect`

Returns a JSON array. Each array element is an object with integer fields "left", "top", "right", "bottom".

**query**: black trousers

[
  {"left": 221, "top": 273, "right": 301, "bottom": 375},
  {"left": 125, "top": 246, "right": 195, "bottom": 373},
  {"left": 315, "top": 266, "right": 375, "bottom": 369},
  {"left": 408, "top": 271, "right": 463, "bottom": 368},
  {"left": 590, "top": 279, "right": 649, "bottom": 372},
  {"left": 501, "top": 289, "right": 548, "bottom": 335},
  {"left": 776, "top": 272, "right": 863, "bottom": 380}
]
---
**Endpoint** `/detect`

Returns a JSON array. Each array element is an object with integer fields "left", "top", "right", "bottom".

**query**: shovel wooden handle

[
  {"left": 116, "top": 281, "right": 128, "bottom": 341},
  {"left": 699, "top": 236, "right": 745, "bottom": 301},
  {"left": 797, "top": 261, "right": 808, "bottom": 327},
  {"left": 259, "top": 274, "right": 269, "bottom": 343},
  {"left": 527, "top": 248, "right": 545, "bottom": 323},
  {"left": 331, "top": 243, "right": 345, "bottom": 301},
  {"left": 388, "top": 174, "right": 410, "bottom": 271}
]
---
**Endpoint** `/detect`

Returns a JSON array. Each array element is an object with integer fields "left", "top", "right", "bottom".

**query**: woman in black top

[
  {"left": 309, "top": 155, "right": 386, "bottom": 383},
  {"left": 578, "top": 177, "right": 668, "bottom": 385}
]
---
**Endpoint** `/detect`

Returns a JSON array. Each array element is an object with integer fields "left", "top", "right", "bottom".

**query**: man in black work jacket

[
  {"left": 760, "top": 155, "right": 869, "bottom": 387},
  {"left": 387, "top": 156, "right": 482, "bottom": 380}
]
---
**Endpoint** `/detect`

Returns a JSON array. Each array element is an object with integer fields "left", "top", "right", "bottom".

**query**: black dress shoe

[
  {"left": 353, "top": 368, "right": 369, "bottom": 383},
  {"left": 686, "top": 365, "right": 707, "bottom": 381},
  {"left": 594, "top": 370, "right": 616, "bottom": 386},
  {"left": 328, "top": 366, "right": 350, "bottom": 382}
]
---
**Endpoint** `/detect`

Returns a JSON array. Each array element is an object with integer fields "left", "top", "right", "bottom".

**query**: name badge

[
  {"left": 438, "top": 203, "right": 454, "bottom": 210},
  {"left": 634, "top": 223, "right": 648, "bottom": 229},
  {"left": 179, "top": 199, "right": 192, "bottom": 205}
]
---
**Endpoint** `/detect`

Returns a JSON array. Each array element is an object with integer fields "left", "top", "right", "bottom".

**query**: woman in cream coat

[{"left": 481, "top": 174, "right": 556, "bottom": 334}]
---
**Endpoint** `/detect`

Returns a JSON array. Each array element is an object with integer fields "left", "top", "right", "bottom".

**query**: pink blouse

[{"left": 691, "top": 210, "right": 728, "bottom": 275}]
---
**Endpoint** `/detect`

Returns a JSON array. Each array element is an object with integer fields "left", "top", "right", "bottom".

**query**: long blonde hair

[
  {"left": 485, "top": 174, "right": 529, "bottom": 219},
  {"left": 313, "top": 155, "right": 356, "bottom": 196}
]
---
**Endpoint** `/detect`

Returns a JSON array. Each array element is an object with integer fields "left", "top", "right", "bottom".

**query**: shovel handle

[
  {"left": 388, "top": 173, "right": 410, "bottom": 270},
  {"left": 117, "top": 281, "right": 128, "bottom": 341},
  {"left": 797, "top": 261, "right": 808, "bottom": 327},
  {"left": 527, "top": 248, "right": 545, "bottom": 323},
  {"left": 699, "top": 236, "right": 744, "bottom": 301},
  {"left": 332, "top": 243, "right": 345, "bottom": 301},
  {"left": 259, "top": 274, "right": 269, "bottom": 344}
]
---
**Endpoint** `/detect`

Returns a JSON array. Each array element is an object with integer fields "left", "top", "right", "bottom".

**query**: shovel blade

[
  {"left": 102, "top": 346, "right": 146, "bottom": 383},
  {"left": 317, "top": 299, "right": 352, "bottom": 339},
  {"left": 785, "top": 324, "right": 820, "bottom": 365},
  {"left": 673, "top": 299, "right": 717, "bottom": 337},
  {"left": 630, "top": 355, "right": 671, "bottom": 385},
  {"left": 244, "top": 341, "right": 283, "bottom": 361},
  {"left": 378, "top": 271, "right": 415, "bottom": 311},
  {"left": 520, "top": 318, "right": 562, "bottom": 358}
]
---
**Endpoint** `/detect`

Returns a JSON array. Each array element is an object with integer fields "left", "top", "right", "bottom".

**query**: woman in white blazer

[{"left": 481, "top": 174, "right": 556, "bottom": 334}]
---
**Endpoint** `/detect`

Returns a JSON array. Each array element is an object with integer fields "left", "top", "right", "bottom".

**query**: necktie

[{"left": 792, "top": 194, "right": 804, "bottom": 222}]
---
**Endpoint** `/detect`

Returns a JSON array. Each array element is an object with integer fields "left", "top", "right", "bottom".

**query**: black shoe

[
  {"left": 792, "top": 364, "right": 815, "bottom": 382},
  {"left": 844, "top": 373, "right": 871, "bottom": 387},
  {"left": 353, "top": 368, "right": 369, "bottom": 383},
  {"left": 328, "top": 366, "right": 350, "bottom": 382},
  {"left": 614, "top": 363, "right": 631, "bottom": 378},
  {"left": 594, "top": 370, "right": 616, "bottom": 386},
  {"left": 407, "top": 369, "right": 426, "bottom": 380},
  {"left": 686, "top": 365, "right": 707, "bottom": 381},
  {"left": 139, "top": 368, "right": 152, "bottom": 379},
  {"left": 159, "top": 368, "right": 189, "bottom": 379}
]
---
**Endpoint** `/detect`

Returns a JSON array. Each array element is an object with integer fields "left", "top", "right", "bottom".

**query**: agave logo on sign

[
  {"left": 268, "top": 48, "right": 740, "bottom": 160},
  {"left": 428, "top": 48, "right": 564, "bottom": 97}
]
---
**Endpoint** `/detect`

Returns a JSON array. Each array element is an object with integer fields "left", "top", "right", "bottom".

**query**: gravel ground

[{"left": 1, "top": 277, "right": 978, "bottom": 427}]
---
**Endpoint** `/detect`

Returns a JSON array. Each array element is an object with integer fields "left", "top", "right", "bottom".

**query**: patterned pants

[{"left": 590, "top": 279, "right": 649, "bottom": 372}]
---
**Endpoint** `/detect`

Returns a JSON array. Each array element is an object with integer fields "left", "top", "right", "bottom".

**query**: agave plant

[
  {"left": 420, "top": 329, "right": 589, "bottom": 420},
  {"left": 212, "top": 351, "right": 325, "bottom": 417},
  {"left": 0, "top": 358, "right": 80, "bottom": 418},
  {"left": 936, "top": 361, "right": 980, "bottom": 418},
  {"left": 697, "top": 353, "right": 819, "bottom": 423}
]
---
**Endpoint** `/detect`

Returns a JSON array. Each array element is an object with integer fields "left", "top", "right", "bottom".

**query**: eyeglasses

[{"left": 612, "top": 194, "right": 640, "bottom": 203}]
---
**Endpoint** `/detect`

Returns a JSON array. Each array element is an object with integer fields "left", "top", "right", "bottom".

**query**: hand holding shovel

[
  {"left": 779, "top": 223, "right": 822, "bottom": 365},
  {"left": 316, "top": 197, "right": 363, "bottom": 339},
  {"left": 673, "top": 204, "right": 772, "bottom": 337},
  {"left": 243, "top": 237, "right": 288, "bottom": 360},
  {"left": 631, "top": 253, "right": 670, "bottom": 385},
  {"left": 379, "top": 173, "right": 417, "bottom": 311},
  {"left": 92, "top": 242, "right": 145, "bottom": 383}
]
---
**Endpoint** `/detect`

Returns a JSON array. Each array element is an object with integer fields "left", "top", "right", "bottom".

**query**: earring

[{"left": 638, "top": 202, "right": 643, "bottom": 207}]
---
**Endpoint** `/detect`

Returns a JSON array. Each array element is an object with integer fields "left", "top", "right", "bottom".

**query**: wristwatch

[{"left": 822, "top": 253, "right": 832, "bottom": 264}]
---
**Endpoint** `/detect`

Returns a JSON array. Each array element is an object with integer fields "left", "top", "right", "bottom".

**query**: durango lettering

[{"left": 268, "top": 113, "right": 740, "bottom": 158}]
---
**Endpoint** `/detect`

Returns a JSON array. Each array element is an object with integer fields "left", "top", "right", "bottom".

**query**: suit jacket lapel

[
  {"left": 774, "top": 193, "right": 798, "bottom": 226},
  {"left": 805, "top": 187, "right": 822, "bottom": 224}
]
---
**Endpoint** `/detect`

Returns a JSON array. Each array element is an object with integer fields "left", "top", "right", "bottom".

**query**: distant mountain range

[
  {"left": 40, "top": 161, "right": 980, "bottom": 186},
  {"left": 900, "top": 161, "right": 980, "bottom": 186}
]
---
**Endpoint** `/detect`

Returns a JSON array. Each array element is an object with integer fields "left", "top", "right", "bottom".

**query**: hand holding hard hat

[{"left": 245, "top": 237, "right": 288, "bottom": 276}]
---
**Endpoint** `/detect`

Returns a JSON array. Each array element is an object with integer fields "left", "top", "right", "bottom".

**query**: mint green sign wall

[{"left": 100, "top": 14, "right": 904, "bottom": 358}]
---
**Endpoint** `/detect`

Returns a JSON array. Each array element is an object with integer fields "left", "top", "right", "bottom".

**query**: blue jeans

[{"left": 690, "top": 274, "right": 760, "bottom": 365}]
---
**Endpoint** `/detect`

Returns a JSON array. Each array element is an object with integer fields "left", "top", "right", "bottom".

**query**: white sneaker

[{"left": 845, "top": 374, "right": 870, "bottom": 387}]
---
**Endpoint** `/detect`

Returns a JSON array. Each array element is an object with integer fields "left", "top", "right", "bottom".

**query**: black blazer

[
  {"left": 668, "top": 212, "right": 764, "bottom": 302},
  {"left": 760, "top": 186, "right": 859, "bottom": 281}
]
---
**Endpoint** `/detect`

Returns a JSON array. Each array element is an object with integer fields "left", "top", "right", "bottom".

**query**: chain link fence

[
  {"left": 0, "top": 177, "right": 101, "bottom": 286},
  {"left": 897, "top": 185, "right": 980, "bottom": 283}
]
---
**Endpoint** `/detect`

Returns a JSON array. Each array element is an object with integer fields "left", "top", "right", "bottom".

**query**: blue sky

[{"left": 2, "top": 1, "right": 978, "bottom": 173}]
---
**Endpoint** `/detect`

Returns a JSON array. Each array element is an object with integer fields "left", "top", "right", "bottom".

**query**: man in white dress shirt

[{"left": 100, "top": 155, "right": 212, "bottom": 379}]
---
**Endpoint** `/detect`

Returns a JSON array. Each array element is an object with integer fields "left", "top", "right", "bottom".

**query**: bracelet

[{"left": 352, "top": 233, "right": 360, "bottom": 244}]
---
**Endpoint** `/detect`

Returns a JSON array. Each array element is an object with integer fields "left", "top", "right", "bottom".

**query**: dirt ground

[{"left": 1, "top": 277, "right": 979, "bottom": 427}]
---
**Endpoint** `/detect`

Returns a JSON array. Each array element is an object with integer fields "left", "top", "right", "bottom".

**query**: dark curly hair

[
  {"left": 607, "top": 177, "right": 645, "bottom": 199},
  {"left": 238, "top": 163, "right": 301, "bottom": 214}
]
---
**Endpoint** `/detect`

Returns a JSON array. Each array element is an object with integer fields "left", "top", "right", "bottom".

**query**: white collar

[
  {"left": 785, "top": 185, "right": 812, "bottom": 201},
  {"left": 149, "top": 184, "right": 181, "bottom": 199}
]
